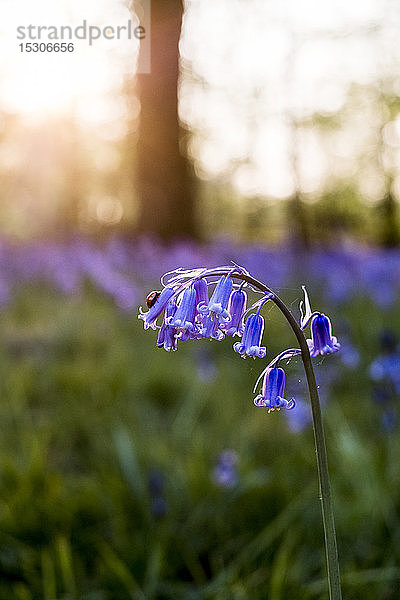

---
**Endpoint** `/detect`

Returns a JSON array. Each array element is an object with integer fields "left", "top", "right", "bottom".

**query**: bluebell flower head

[
  {"left": 151, "top": 496, "right": 168, "bottom": 519},
  {"left": 157, "top": 299, "right": 178, "bottom": 351},
  {"left": 370, "top": 352, "right": 400, "bottom": 394},
  {"left": 254, "top": 367, "right": 295, "bottom": 412},
  {"left": 222, "top": 287, "right": 247, "bottom": 337},
  {"left": 167, "top": 285, "right": 197, "bottom": 334},
  {"left": 307, "top": 313, "right": 340, "bottom": 357},
  {"left": 233, "top": 312, "right": 266, "bottom": 358},
  {"left": 286, "top": 397, "right": 311, "bottom": 432},
  {"left": 148, "top": 469, "right": 165, "bottom": 497},
  {"left": 138, "top": 286, "right": 175, "bottom": 330},
  {"left": 193, "top": 278, "right": 209, "bottom": 317},
  {"left": 339, "top": 339, "right": 360, "bottom": 369},
  {"left": 200, "top": 314, "right": 225, "bottom": 341},
  {"left": 195, "top": 347, "right": 218, "bottom": 382},
  {"left": 198, "top": 275, "right": 233, "bottom": 323},
  {"left": 212, "top": 450, "right": 239, "bottom": 488},
  {"left": 379, "top": 329, "right": 398, "bottom": 354},
  {"left": 148, "top": 470, "right": 168, "bottom": 519},
  {"left": 381, "top": 408, "right": 398, "bottom": 432}
]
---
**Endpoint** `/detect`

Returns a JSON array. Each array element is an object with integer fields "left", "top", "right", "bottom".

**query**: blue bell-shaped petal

[
  {"left": 254, "top": 367, "right": 295, "bottom": 411},
  {"left": 222, "top": 288, "right": 247, "bottom": 337},
  {"left": 193, "top": 278, "right": 209, "bottom": 317},
  {"left": 157, "top": 298, "right": 178, "bottom": 351},
  {"left": 307, "top": 313, "right": 340, "bottom": 357},
  {"left": 167, "top": 285, "right": 197, "bottom": 333},
  {"left": 198, "top": 276, "right": 233, "bottom": 323},
  {"left": 200, "top": 314, "right": 225, "bottom": 341},
  {"left": 233, "top": 312, "right": 266, "bottom": 358}
]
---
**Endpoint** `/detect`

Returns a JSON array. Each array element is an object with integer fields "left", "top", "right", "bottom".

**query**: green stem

[{"left": 205, "top": 271, "right": 342, "bottom": 599}]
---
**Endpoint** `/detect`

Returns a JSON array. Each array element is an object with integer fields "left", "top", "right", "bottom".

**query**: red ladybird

[{"left": 146, "top": 290, "right": 161, "bottom": 309}]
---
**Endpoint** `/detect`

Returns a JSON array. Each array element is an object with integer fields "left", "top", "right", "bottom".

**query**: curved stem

[{"left": 202, "top": 270, "right": 342, "bottom": 600}]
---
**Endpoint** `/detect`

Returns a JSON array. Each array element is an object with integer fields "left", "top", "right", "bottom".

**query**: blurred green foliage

[{"left": 0, "top": 284, "right": 399, "bottom": 599}]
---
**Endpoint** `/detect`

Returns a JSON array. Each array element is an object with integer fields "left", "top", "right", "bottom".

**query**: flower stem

[{"left": 206, "top": 270, "right": 342, "bottom": 599}]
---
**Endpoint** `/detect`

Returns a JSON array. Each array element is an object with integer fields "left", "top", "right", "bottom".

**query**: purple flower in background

[
  {"left": 195, "top": 347, "right": 218, "bottom": 382},
  {"left": 307, "top": 314, "right": 340, "bottom": 357},
  {"left": 157, "top": 299, "right": 178, "bottom": 351},
  {"left": 381, "top": 408, "right": 397, "bottom": 431},
  {"left": 148, "top": 469, "right": 168, "bottom": 519},
  {"left": 286, "top": 397, "right": 312, "bottom": 432},
  {"left": 222, "top": 286, "right": 247, "bottom": 337},
  {"left": 254, "top": 367, "right": 295, "bottom": 412},
  {"left": 233, "top": 312, "right": 266, "bottom": 359},
  {"left": 212, "top": 450, "right": 239, "bottom": 488},
  {"left": 369, "top": 330, "right": 400, "bottom": 397},
  {"left": 339, "top": 338, "right": 360, "bottom": 369},
  {"left": 198, "top": 275, "right": 233, "bottom": 323},
  {"left": 138, "top": 286, "right": 175, "bottom": 330}
]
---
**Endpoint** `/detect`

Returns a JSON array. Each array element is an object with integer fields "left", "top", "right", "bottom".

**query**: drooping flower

[
  {"left": 193, "top": 278, "right": 209, "bottom": 319},
  {"left": 233, "top": 312, "right": 266, "bottom": 358},
  {"left": 167, "top": 285, "right": 197, "bottom": 337},
  {"left": 199, "top": 314, "right": 225, "bottom": 341},
  {"left": 254, "top": 367, "right": 295, "bottom": 412},
  {"left": 157, "top": 299, "right": 178, "bottom": 351},
  {"left": 198, "top": 275, "right": 233, "bottom": 323},
  {"left": 138, "top": 286, "right": 175, "bottom": 330},
  {"left": 222, "top": 286, "right": 247, "bottom": 337},
  {"left": 307, "top": 313, "right": 340, "bottom": 357}
]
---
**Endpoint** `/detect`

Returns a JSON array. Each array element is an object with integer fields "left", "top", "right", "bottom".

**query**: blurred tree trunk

[
  {"left": 135, "top": 0, "right": 196, "bottom": 240},
  {"left": 378, "top": 184, "right": 400, "bottom": 247},
  {"left": 287, "top": 193, "right": 311, "bottom": 249}
]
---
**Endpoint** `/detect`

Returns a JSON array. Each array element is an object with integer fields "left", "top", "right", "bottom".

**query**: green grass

[{"left": 0, "top": 284, "right": 398, "bottom": 599}]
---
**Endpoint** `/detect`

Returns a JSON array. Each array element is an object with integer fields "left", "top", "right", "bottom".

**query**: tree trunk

[{"left": 135, "top": 0, "right": 196, "bottom": 240}]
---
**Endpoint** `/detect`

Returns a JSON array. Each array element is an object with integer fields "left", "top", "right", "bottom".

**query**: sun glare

[
  {"left": 1, "top": 0, "right": 137, "bottom": 119},
  {"left": 1, "top": 0, "right": 400, "bottom": 206}
]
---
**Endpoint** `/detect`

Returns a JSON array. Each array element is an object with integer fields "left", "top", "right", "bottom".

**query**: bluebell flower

[
  {"left": 370, "top": 330, "right": 400, "bottom": 393},
  {"left": 212, "top": 450, "right": 239, "bottom": 488},
  {"left": 339, "top": 339, "right": 360, "bottom": 369},
  {"left": 233, "top": 312, "right": 266, "bottom": 358},
  {"left": 157, "top": 299, "right": 178, "bottom": 351},
  {"left": 138, "top": 286, "right": 175, "bottom": 330},
  {"left": 307, "top": 313, "right": 340, "bottom": 357},
  {"left": 167, "top": 285, "right": 197, "bottom": 336},
  {"left": 286, "top": 397, "right": 312, "bottom": 432},
  {"left": 195, "top": 347, "right": 218, "bottom": 382},
  {"left": 222, "top": 287, "right": 247, "bottom": 337},
  {"left": 200, "top": 314, "right": 225, "bottom": 341},
  {"left": 198, "top": 275, "right": 233, "bottom": 323},
  {"left": 148, "top": 469, "right": 168, "bottom": 519},
  {"left": 254, "top": 367, "right": 295, "bottom": 412},
  {"left": 370, "top": 353, "right": 400, "bottom": 394},
  {"left": 379, "top": 329, "right": 398, "bottom": 353},
  {"left": 193, "top": 278, "right": 209, "bottom": 319},
  {"left": 381, "top": 408, "right": 397, "bottom": 432}
]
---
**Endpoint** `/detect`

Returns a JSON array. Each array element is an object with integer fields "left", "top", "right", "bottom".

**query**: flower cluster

[{"left": 138, "top": 267, "right": 340, "bottom": 414}]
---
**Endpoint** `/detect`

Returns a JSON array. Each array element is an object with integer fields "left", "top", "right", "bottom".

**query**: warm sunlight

[
  {"left": 1, "top": 0, "right": 399, "bottom": 205},
  {"left": 1, "top": 0, "right": 138, "bottom": 119}
]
